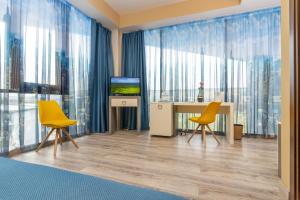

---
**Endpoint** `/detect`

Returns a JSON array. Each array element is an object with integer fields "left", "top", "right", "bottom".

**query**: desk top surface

[{"left": 152, "top": 102, "right": 234, "bottom": 106}]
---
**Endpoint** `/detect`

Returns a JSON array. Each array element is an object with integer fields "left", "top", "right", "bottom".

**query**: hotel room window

[
  {"left": 0, "top": 1, "right": 92, "bottom": 153},
  {"left": 23, "top": 26, "right": 60, "bottom": 93},
  {"left": 0, "top": 21, "right": 5, "bottom": 89},
  {"left": 145, "top": 8, "right": 281, "bottom": 136},
  {"left": 24, "top": 27, "right": 56, "bottom": 85}
]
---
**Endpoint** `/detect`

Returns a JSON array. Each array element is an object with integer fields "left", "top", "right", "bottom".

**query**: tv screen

[{"left": 111, "top": 77, "right": 140, "bottom": 95}]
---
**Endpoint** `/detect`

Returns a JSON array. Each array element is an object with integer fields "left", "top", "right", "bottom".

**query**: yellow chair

[
  {"left": 187, "top": 102, "right": 222, "bottom": 145},
  {"left": 36, "top": 100, "right": 79, "bottom": 156}
]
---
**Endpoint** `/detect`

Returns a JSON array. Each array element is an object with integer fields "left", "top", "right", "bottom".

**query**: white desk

[
  {"left": 150, "top": 102, "right": 234, "bottom": 144},
  {"left": 173, "top": 102, "right": 234, "bottom": 144}
]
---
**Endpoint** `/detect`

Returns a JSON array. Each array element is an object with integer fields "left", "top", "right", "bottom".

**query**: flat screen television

[{"left": 110, "top": 77, "right": 140, "bottom": 95}]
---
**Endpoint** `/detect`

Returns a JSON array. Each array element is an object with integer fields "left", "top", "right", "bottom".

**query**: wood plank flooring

[{"left": 12, "top": 132, "right": 287, "bottom": 200}]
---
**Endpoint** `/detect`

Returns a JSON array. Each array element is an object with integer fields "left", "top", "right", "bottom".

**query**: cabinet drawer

[{"left": 111, "top": 99, "right": 138, "bottom": 107}]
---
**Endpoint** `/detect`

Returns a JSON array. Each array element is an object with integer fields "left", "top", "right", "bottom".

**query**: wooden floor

[{"left": 13, "top": 132, "right": 287, "bottom": 200}]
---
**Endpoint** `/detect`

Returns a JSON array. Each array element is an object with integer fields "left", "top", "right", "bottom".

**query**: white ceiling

[
  {"left": 104, "top": 0, "right": 186, "bottom": 15},
  {"left": 67, "top": 0, "right": 118, "bottom": 29},
  {"left": 66, "top": 0, "right": 280, "bottom": 31},
  {"left": 123, "top": 0, "right": 281, "bottom": 31}
]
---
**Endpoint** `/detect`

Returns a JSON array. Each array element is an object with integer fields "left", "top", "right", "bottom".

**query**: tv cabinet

[{"left": 109, "top": 96, "right": 141, "bottom": 133}]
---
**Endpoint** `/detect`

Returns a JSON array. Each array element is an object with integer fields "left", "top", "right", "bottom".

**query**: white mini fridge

[{"left": 149, "top": 102, "right": 174, "bottom": 137}]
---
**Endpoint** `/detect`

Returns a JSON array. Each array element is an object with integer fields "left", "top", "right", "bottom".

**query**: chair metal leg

[
  {"left": 54, "top": 129, "right": 59, "bottom": 157},
  {"left": 202, "top": 125, "right": 206, "bottom": 146},
  {"left": 187, "top": 124, "right": 201, "bottom": 143},
  {"left": 36, "top": 128, "right": 55, "bottom": 152},
  {"left": 206, "top": 125, "right": 221, "bottom": 144},
  {"left": 61, "top": 128, "right": 79, "bottom": 148}
]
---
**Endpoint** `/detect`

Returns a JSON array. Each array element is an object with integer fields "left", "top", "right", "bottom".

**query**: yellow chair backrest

[
  {"left": 38, "top": 100, "right": 68, "bottom": 124},
  {"left": 198, "top": 102, "right": 222, "bottom": 124}
]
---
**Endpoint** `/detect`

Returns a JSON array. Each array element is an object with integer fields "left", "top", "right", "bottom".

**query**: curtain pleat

[
  {"left": 89, "top": 21, "right": 113, "bottom": 133},
  {"left": 121, "top": 31, "right": 149, "bottom": 130}
]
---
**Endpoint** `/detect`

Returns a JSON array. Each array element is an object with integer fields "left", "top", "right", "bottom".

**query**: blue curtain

[
  {"left": 145, "top": 8, "right": 281, "bottom": 136},
  {"left": 89, "top": 21, "right": 113, "bottom": 133},
  {"left": 0, "top": 0, "right": 93, "bottom": 154},
  {"left": 121, "top": 31, "right": 149, "bottom": 130}
]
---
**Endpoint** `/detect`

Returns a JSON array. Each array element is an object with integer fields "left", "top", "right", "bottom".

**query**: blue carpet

[{"left": 0, "top": 158, "right": 185, "bottom": 200}]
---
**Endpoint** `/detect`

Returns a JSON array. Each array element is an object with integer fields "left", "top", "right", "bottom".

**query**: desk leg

[
  {"left": 109, "top": 107, "right": 117, "bottom": 134},
  {"left": 116, "top": 107, "right": 120, "bottom": 131},
  {"left": 109, "top": 106, "right": 112, "bottom": 133},
  {"left": 137, "top": 105, "right": 141, "bottom": 132},
  {"left": 173, "top": 111, "right": 178, "bottom": 136},
  {"left": 226, "top": 106, "right": 234, "bottom": 145}
]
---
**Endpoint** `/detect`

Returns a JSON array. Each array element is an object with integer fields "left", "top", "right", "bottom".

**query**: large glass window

[
  {"left": 0, "top": 0, "right": 92, "bottom": 154},
  {"left": 145, "top": 8, "right": 281, "bottom": 136},
  {"left": 0, "top": 22, "right": 5, "bottom": 89},
  {"left": 24, "top": 26, "right": 57, "bottom": 85}
]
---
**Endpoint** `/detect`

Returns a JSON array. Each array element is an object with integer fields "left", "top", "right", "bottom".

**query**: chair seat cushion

[
  {"left": 42, "top": 119, "right": 77, "bottom": 128},
  {"left": 189, "top": 117, "right": 210, "bottom": 124}
]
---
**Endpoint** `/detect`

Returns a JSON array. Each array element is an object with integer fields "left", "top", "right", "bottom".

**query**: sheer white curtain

[
  {"left": 0, "top": 0, "right": 92, "bottom": 154},
  {"left": 145, "top": 8, "right": 281, "bottom": 136},
  {"left": 68, "top": 7, "right": 91, "bottom": 136}
]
